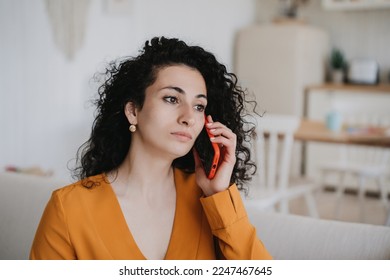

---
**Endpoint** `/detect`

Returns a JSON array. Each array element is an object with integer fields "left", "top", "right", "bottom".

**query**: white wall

[{"left": 0, "top": 0, "right": 256, "bottom": 181}]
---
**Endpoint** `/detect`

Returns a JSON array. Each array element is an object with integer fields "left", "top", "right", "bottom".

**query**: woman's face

[{"left": 128, "top": 65, "right": 207, "bottom": 160}]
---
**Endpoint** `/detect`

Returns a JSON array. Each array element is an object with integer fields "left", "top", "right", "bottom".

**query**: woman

[{"left": 30, "top": 37, "right": 271, "bottom": 260}]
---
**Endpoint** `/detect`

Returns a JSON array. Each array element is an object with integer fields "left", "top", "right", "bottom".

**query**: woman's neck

[{"left": 110, "top": 144, "right": 176, "bottom": 196}]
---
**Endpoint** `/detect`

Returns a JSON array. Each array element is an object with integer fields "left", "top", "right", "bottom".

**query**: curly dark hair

[{"left": 72, "top": 36, "right": 257, "bottom": 190}]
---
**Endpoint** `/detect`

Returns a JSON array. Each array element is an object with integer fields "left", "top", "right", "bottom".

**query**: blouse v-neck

[{"left": 103, "top": 168, "right": 205, "bottom": 260}]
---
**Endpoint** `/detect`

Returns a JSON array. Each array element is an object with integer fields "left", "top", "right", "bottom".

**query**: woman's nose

[{"left": 179, "top": 105, "right": 195, "bottom": 127}]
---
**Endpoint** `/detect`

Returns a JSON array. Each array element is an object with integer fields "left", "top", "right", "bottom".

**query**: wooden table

[
  {"left": 295, "top": 119, "right": 390, "bottom": 175},
  {"left": 295, "top": 119, "right": 390, "bottom": 148},
  {"left": 299, "top": 83, "right": 390, "bottom": 174}
]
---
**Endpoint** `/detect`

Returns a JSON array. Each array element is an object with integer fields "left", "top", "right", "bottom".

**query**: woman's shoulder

[
  {"left": 43, "top": 174, "right": 117, "bottom": 227},
  {"left": 51, "top": 174, "right": 110, "bottom": 202}
]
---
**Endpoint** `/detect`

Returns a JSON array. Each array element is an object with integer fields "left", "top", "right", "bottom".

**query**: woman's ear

[{"left": 124, "top": 102, "right": 138, "bottom": 124}]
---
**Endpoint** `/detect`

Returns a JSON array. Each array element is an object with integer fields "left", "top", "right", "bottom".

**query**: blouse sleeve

[
  {"left": 29, "top": 191, "right": 76, "bottom": 260},
  {"left": 200, "top": 184, "right": 272, "bottom": 260}
]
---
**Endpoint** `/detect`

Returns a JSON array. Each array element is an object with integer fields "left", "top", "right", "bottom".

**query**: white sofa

[{"left": 1, "top": 171, "right": 390, "bottom": 260}]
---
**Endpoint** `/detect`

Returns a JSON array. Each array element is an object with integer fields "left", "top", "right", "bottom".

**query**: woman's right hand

[{"left": 193, "top": 115, "right": 237, "bottom": 196}]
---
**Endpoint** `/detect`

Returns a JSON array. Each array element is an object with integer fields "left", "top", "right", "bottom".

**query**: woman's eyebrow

[{"left": 162, "top": 86, "right": 207, "bottom": 100}]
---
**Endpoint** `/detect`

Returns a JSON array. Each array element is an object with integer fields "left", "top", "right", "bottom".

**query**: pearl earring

[{"left": 129, "top": 124, "right": 136, "bottom": 132}]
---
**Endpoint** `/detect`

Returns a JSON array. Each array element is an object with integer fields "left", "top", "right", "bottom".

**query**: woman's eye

[
  {"left": 164, "top": 96, "right": 178, "bottom": 104},
  {"left": 194, "top": 104, "right": 205, "bottom": 112}
]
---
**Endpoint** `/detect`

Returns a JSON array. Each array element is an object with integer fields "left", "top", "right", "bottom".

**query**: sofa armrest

[
  {"left": 0, "top": 172, "right": 68, "bottom": 259},
  {"left": 246, "top": 205, "right": 390, "bottom": 260}
]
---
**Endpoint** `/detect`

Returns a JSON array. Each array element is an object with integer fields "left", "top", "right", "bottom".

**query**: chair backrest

[{"left": 247, "top": 114, "right": 300, "bottom": 193}]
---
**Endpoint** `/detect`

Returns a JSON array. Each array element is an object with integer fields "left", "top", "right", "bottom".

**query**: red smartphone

[{"left": 195, "top": 115, "right": 220, "bottom": 179}]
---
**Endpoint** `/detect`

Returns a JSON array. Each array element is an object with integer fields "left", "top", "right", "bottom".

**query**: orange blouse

[{"left": 30, "top": 169, "right": 272, "bottom": 260}]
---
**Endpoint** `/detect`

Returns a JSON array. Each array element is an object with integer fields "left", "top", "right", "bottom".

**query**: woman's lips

[{"left": 171, "top": 131, "right": 193, "bottom": 141}]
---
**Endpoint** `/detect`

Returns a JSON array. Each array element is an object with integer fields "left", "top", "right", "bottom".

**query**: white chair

[
  {"left": 243, "top": 114, "right": 319, "bottom": 218},
  {"left": 319, "top": 114, "right": 390, "bottom": 224}
]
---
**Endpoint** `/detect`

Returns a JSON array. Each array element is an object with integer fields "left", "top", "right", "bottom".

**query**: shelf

[
  {"left": 322, "top": 0, "right": 390, "bottom": 11},
  {"left": 303, "top": 83, "right": 390, "bottom": 117}
]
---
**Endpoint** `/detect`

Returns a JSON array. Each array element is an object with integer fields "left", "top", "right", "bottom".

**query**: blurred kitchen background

[{"left": 1, "top": 0, "right": 389, "bottom": 225}]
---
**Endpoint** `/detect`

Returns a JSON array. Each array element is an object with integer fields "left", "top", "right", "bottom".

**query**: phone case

[{"left": 194, "top": 115, "right": 221, "bottom": 179}]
